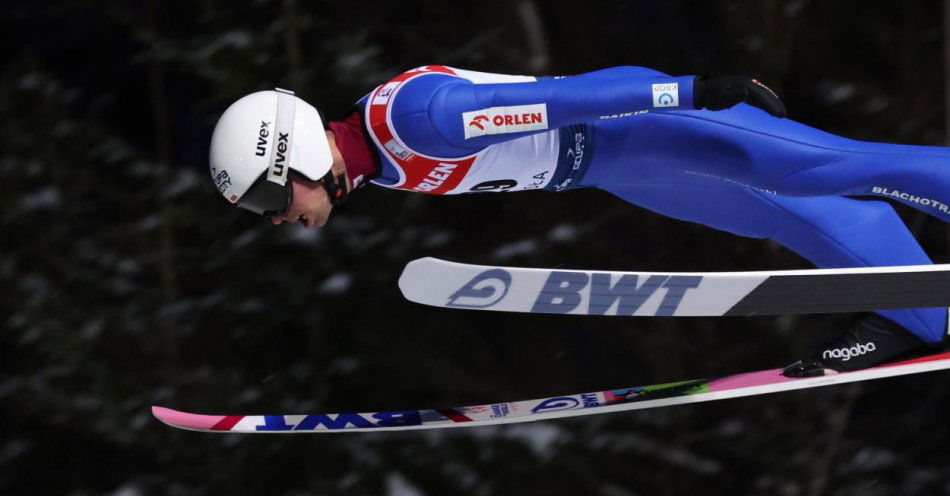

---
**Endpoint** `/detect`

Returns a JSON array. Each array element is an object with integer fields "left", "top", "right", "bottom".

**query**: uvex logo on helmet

[
  {"left": 271, "top": 131, "right": 290, "bottom": 176},
  {"left": 822, "top": 342, "right": 877, "bottom": 362},
  {"left": 255, "top": 121, "right": 271, "bottom": 157}
]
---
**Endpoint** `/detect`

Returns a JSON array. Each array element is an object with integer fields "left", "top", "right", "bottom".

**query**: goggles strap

[{"left": 322, "top": 170, "right": 349, "bottom": 206}]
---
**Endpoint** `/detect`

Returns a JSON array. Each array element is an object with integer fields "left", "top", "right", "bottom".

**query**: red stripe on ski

[
  {"left": 437, "top": 409, "right": 474, "bottom": 422},
  {"left": 211, "top": 415, "right": 244, "bottom": 431}
]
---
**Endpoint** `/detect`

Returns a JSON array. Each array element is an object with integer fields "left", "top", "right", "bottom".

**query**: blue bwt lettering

[{"left": 531, "top": 272, "right": 703, "bottom": 315}]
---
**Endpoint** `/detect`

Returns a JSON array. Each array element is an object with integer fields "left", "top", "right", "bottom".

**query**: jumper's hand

[{"left": 693, "top": 75, "right": 787, "bottom": 118}]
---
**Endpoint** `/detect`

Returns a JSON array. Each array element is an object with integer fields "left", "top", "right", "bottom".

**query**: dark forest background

[{"left": 5, "top": 0, "right": 950, "bottom": 494}]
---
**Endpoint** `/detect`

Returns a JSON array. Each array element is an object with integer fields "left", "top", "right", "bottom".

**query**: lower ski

[
  {"left": 153, "top": 351, "right": 950, "bottom": 433},
  {"left": 398, "top": 257, "right": 950, "bottom": 317}
]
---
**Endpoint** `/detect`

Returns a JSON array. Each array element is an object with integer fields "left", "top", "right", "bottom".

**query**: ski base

[{"left": 153, "top": 352, "right": 950, "bottom": 433}]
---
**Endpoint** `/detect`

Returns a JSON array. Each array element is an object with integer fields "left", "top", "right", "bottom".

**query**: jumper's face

[
  {"left": 269, "top": 130, "right": 348, "bottom": 229},
  {"left": 269, "top": 172, "right": 333, "bottom": 229}
]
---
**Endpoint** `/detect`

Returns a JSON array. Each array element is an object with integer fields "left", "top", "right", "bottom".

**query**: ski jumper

[{"left": 354, "top": 65, "right": 950, "bottom": 343}]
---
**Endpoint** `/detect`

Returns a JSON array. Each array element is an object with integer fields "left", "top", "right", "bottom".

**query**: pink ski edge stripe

[
  {"left": 882, "top": 351, "right": 950, "bottom": 367},
  {"left": 708, "top": 351, "right": 950, "bottom": 392},
  {"left": 152, "top": 406, "right": 236, "bottom": 431},
  {"left": 707, "top": 369, "right": 794, "bottom": 391}
]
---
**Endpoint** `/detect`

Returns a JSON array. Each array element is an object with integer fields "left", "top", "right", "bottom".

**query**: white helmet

[{"left": 209, "top": 88, "right": 332, "bottom": 216}]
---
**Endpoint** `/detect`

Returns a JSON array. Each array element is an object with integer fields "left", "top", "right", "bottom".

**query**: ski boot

[{"left": 782, "top": 313, "right": 940, "bottom": 378}]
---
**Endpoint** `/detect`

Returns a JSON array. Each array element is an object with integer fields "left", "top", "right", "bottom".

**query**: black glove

[{"left": 693, "top": 75, "right": 787, "bottom": 118}]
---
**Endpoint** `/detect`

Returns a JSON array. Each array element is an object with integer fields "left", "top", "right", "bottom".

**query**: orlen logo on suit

[{"left": 463, "top": 104, "right": 548, "bottom": 139}]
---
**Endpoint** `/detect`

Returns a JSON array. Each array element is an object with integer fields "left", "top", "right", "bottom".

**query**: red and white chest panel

[{"left": 364, "top": 66, "right": 559, "bottom": 194}]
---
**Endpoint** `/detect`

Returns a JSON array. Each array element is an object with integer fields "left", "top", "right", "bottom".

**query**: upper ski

[{"left": 398, "top": 257, "right": 950, "bottom": 317}]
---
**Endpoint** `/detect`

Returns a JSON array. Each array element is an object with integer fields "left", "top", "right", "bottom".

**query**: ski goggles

[
  {"left": 237, "top": 88, "right": 296, "bottom": 217},
  {"left": 237, "top": 171, "right": 294, "bottom": 217}
]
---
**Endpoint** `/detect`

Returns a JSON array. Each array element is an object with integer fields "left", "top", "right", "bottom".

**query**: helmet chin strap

[{"left": 321, "top": 168, "right": 349, "bottom": 205}]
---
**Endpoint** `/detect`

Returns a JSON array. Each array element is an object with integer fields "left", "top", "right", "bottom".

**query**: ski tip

[
  {"left": 151, "top": 405, "right": 174, "bottom": 419},
  {"left": 152, "top": 406, "right": 192, "bottom": 428},
  {"left": 152, "top": 406, "right": 239, "bottom": 432},
  {"left": 396, "top": 263, "right": 414, "bottom": 300},
  {"left": 398, "top": 257, "right": 441, "bottom": 302}
]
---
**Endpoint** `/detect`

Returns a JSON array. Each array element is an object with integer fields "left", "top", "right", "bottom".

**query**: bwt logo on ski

[
  {"left": 536, "top": 272, "right": 702, "bottom": 316},
  {"left": 822, "top": 342, "right": 877, "bottom": 362},
  {"left": 254, "top": 411, "right": 423, "bottom": 431},
  {"left": 463, "top": 104, "right": 548, "bottom": 139},
  {"left": 448, "top": 270, "right": 703, "bottom": 315},
  {"left": 447, "top": 269, "right": 512, "bottom": 308}
]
